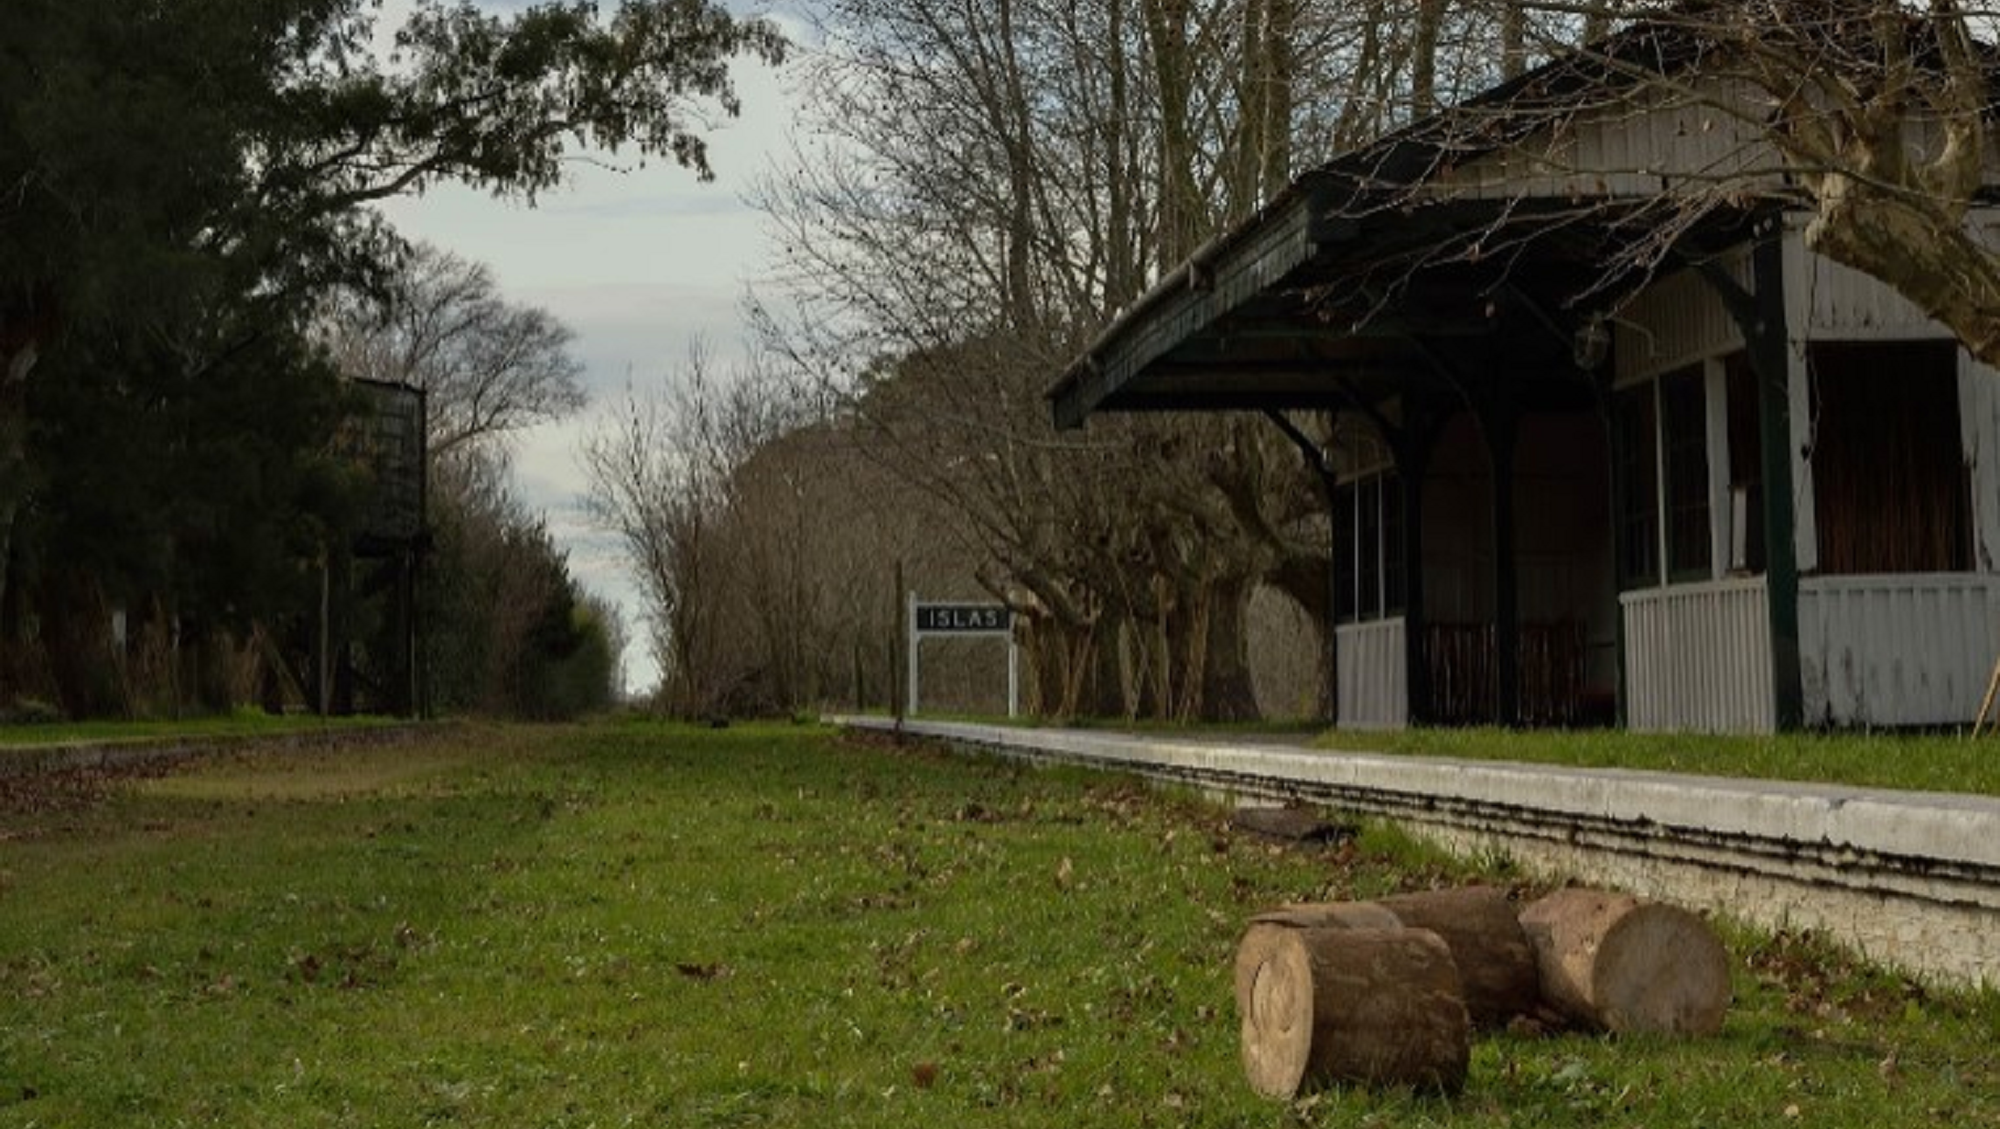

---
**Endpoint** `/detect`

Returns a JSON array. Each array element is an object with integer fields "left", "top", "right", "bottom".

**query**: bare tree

[
  {"left": 1334, "top": 3, "right": 2000, "bottom": 372},
  {"left": 751, "top": 0, "right": 1566, "bottom": 719},
  {"left": 1710, "top": 2, "right": 2000, "bottom": 366},
  {"left": 581, "top": 345, "right": 807, "bottom": 714},
  {"left": 324, "top": 244, "right": 586, "bottom": 461}
]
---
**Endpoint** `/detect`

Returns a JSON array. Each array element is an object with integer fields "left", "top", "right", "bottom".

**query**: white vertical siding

[
  {"left": 1784, "top": 327, "right": 1818, "bottom": 575},
  {"left": 1613, "top": 259, "right": 1746, "bottom": 386},
  {"left": 1704, "top": 358, "right": 1731, "bottom": 577},
  {"left": 1784, "top": 224, "right": 1944, "bottom": 340},
  {"left": 1960, "top": 351, "right": 2000, "bottom": 573},
  {"left": 1798, "top": 576, "right": 2000, "bottom": 727},
  {"left": 1438, "top": 78, "right": 1780, "bottom": 203},
  {"left": 1621, "top": 579, "right": 1775, "bottom": 733},
  {"left": 1337, "top": 617, "right": 1408, "bottom": 730}
]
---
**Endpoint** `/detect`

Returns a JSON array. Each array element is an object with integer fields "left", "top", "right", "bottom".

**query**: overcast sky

[{"left": 374, "top": 4, "right": 809, "bottom": 695}]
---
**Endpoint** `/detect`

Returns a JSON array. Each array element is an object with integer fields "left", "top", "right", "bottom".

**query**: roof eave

[{"left": 1047, "top": 183, "right": 1343, "bottom": 429}]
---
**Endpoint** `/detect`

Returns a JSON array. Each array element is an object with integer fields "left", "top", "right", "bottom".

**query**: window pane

[
  {"left": 1661, "top": 366, "right": 1711, "bottom": 579},
  {"left": 1810, "top": 342, "right": 1970, "bottom": 573},
  {"left": 1358, "top": 476, "right": 1383, "bottom": 619},
  {"left": 1615, "top": 385, "right": 1659, "bottom": 587},
  {"left": 1723, "top": 352, "right": 1766, "bottom": 574},
  {"left": 1334, "top": 482, "right": 1357, "bottom": 622},
  {"left": 1383, "top": 473, "right": 1406, "bottom": 615}
]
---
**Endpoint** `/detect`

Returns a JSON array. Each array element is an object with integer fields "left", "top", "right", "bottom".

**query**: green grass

[
  {"left": 0, "top": 710, "right": 399, "bottom": 750},
  {"left": 1337, "top": 727, "right": 2000, "bottom": 796},
  {"left": 900, "top": 710, "right": 1327, "bottom": 737},
  {"left": 1, "top": 721, "right": 1995, "bottom": 1126}
]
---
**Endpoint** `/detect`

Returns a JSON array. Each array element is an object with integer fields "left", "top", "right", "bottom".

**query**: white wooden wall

[
  {"left": 1337, "top": 617, "right": 1408, "bottom": 730},
  {"left": 1608, "top": 219, "right": 2000, "bottom": 729},
  {"left": 1800, "top": 577, "right": 2000, "bottom": 727},
  {"left": 1439, "top": 78, "right": 1778, "bottom": 202},
  {"left": 1786, "top": 217, "right": 2000, "bottom": 576},
  {"left": 1620, "top": 579, "right": 1776, "bottom": 733},
  {"left": 1614, "top": 256, "right": 1747, "bottom": 386},
  {"left": 1437, "top": 78, "right": 2000, "bottom": 208}
]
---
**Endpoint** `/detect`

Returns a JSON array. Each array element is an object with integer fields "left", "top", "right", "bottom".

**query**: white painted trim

[
  {"left": 1704, "top": 357, "right": 1731, "bottom": 580},
  {"left": 1961, "top": 350, "right": 2000, "bottom": 574}
]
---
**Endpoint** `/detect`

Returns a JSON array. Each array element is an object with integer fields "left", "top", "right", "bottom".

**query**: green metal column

[
  {"left": 1751, "top": 223, "right": 1805, "bottom": 730},
  {"left": 1598, "top": 371, "right": 1629, "bottom": 729},
  {"left": 1488, "top": 398, "right": 1522, "bottom": 727},
  {"left": 1397, "top": 402, "right": 1443, "bottom": 727}
]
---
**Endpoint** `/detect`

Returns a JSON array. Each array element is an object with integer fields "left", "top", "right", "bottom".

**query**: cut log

[
  {"left": 1517, "top": 888, "right": 1731, "bottom": 1035},
  {"left": 1249, "top": 902, "right": 1402, "bottom": 931},
  {"left": 1376, "top": 886, "right": 1541, "bottom": 1028},
  {"left": 1249, "top": 887, "right": 1539, "bottom": 1028},
  {"left": 1230, "top": 804, "right": 1354, "bottom": 844},
  {"left": 1235, "top": 924, "right": 1470, "bottom": 1098}
]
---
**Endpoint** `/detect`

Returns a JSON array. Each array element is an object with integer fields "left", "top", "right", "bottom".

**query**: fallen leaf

[
  {"left": 1054, "top": 856, "right": 1074, "bottom": 890},
  {"left": 911, "top": 1061, "right": 939, "bottom": 1089}
]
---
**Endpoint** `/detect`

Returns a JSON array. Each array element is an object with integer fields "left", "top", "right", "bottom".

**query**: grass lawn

[
  {"left": 0, "top": 711, "right": 397, "bottom": 750},
  {"left": 0, "top": 721, "right": 1993, "bottom": 1127},
  {"left": 1342, "top": 727, "right": 2000, "bottom": 796}
]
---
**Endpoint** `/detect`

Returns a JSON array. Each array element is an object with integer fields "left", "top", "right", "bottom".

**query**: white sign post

[{"left": 907, "top": 594, "right": 1018, "bottom": 718}]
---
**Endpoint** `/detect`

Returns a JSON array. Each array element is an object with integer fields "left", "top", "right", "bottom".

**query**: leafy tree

[
  {"left": 0, "top": 0, "right": 782, "bottom": 713},
  {"left": 417, "top": 448, "right": 617, "bottom": 720}
]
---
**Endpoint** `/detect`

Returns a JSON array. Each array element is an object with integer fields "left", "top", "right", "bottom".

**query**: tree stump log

[
  {"left": 1249, "top": 902, "right": 1402, "bottom": 931},
  {"left": 1234, "top": 924, "right": 1470, "bottom": 1097},
  {"left": 1517, "top": 888, "right": 1731, "bottom": 1035},
  {"left": 1230, "top": 804, "right": 1354, "bottom": 844},
  {"left": 1375, "top": 886, "right": 1541, "bottom": 1028},
  {"left": 1250, "top": 887, "right": 1539, "bottom": 1028}
]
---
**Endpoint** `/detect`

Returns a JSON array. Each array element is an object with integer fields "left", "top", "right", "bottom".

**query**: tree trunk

[
  {"left": 0, "top": 339, "right": 39, "bottom": 628},
  {"left": 1080, "top": 609, "right": 1127, "bottom": 717},
  {"left": 1142, "top": 0, "right": 1206, "bottom": 264},
  {"left": 1197, "top": 574, "right": 1260, "bottom": 722},
  {"left": 1250, "top": 903, "right": 1402, "bottom": 931},
  {"left": 1499, "top": 0, "right": 1526, "bottom": 79},
  {"left": 1581, "top": 0, "right": 1617, "bottom": 44},
  {"left": 1253, "top": 886, "right": 1539, "bottom": 1028},
  {"left": 1804, "top": 176, "right": 2000, "bottom": 369},
  {"left": 39, "top": 573, "right": 121, "bottom": 718},
  {"left": 1257, "top": 0, "right": 1295, "bottom": 202},
  {"left": 1234, "top": 924, "right": 1469, "bottom": 1097},
  {"left": 1411, "top": 0, "right": 1447, "bottom": 116},
  {"left": 1517, "top": 888, "right": 1730, "bottom": 1035}
]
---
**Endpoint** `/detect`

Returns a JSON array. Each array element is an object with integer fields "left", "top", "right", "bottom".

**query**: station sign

[
  {"left": 913, "top": 603, "right": 1012, "bottom": 635},
  {"left": 906, "top": 596, "right": 1019, "bottom": 718}
]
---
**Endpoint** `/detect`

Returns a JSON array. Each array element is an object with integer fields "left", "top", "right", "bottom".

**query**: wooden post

[
  {"left": 893, "top": 559, "right": 907, "bottom": 729},
  {"left": 318, "top": 548, "right": 331, "bottom": 717}
]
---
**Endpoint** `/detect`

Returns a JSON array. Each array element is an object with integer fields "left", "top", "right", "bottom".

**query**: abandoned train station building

[{"left": 1048, "top": 23, "right": 2000, "bottom": 733}]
